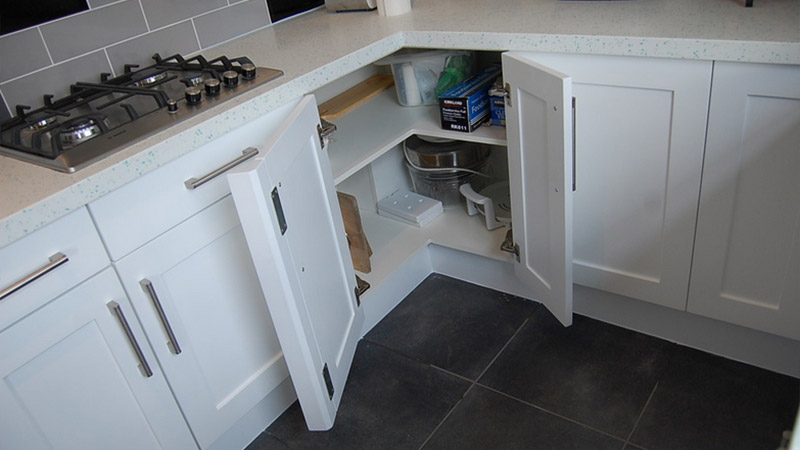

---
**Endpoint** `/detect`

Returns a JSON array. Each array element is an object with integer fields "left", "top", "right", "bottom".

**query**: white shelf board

[
  {"left": 327, "top": 89, "right": 507, "bottom": 184},
  {"left": 356, "top": 205, "right": 512, "bottom": 290}
]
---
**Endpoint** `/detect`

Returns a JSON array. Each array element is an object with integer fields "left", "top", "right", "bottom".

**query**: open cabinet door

[
  {"left": 227, "top": 95, "right": 364, "bottom": 431},
  {"left": 502, "top": 52, "right": 574, "bottom": 326}
]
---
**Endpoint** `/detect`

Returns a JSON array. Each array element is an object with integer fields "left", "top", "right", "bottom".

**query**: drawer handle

[
  {"left": 140, "top": 279, "right": 182, "bottom": 355},
  {"left": 108, "top": 300, "right": 154, "bottom": 378},
  {"left": 0, "top": 252, "right": 69, "bottom": 301},
  {"left": 184, "top": 147, "right": 259, "bottom": 190}
]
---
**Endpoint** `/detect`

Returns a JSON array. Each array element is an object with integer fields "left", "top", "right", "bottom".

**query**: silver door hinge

[
  {"left": 271, "top": 187, "right": 288, "bottom": 235},
  {"left": 317, "top": 119, "right": 337, "bottom": 149},
  {"left": 354, "top": 275, "right": 370, "bottom": 307},
  {"left": 500, "top": 83, "right": 512, "bottom": 107},
  {"left": 500, "top": 229, "right": 519, "bottom": 261},
  {"left": 322, "top": 363, "right": 334, "bottom": 400}
]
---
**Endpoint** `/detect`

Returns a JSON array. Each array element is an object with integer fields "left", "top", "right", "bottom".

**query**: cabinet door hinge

[
  {"left": 500, "top": 228, "right": 520, "bottom": 261},
  {"left": 271, "top": 187, "right": 288, "bottom": 235},
  {"left": 322, "top": 363, "right": 334, "bottom": 400},
  {"left": 502, "top": 83, "right": 512, "bottom": 107},
  {"left": 317, "top": 119, "right": 337, "bottom": 149},
  {"left": 354, "top": 274, "right": 370, "bottom": 307}
]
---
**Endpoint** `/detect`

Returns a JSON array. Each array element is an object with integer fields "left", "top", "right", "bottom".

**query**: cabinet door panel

[
  {"left": 521, "top": 53, "right": 711, "bottom": 310},
  {"left": 229, "top": 95, "right": 364, "bottom": 430},
  {"left": 689, "top": 62, "right": 800, "bottom": 339},
  {"left": 0, "top": 269, "right": 195, "bottom": 450},
  {"left": 503, "top": 52, "right": 573, "bottom": 326},
  {"left": 115, "top": 196, "right": 287, "bottom": 448}
]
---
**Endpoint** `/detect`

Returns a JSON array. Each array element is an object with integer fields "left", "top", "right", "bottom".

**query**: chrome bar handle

[
  {"left": 572, "top": 96, "right": 577, "bottom": 192},
  {"left": 184, "top": 147, "right": 259, "bottom": 190},
  {"left": 107, "top": 300, "right": 153, "bottom": 378},
  {"left": 140, "top": 279, "right": 182, "bottom": 355},
  {"left": 0, "top": 252, "right": 69, "bottom": 301}
]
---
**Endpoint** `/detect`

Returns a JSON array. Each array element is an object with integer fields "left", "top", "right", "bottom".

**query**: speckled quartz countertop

[{"left": 1, "top": 0, "right": 799, "bottom": 247}]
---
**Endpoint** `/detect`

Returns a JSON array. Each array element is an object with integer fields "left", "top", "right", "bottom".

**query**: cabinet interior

[{"left": 313, "top": 50, "right": 514, "bottom": 301}]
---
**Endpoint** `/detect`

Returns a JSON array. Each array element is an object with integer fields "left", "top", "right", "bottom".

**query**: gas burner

[
  {"left": 133, "top": 71, "right": 169, "bottom": 87},
  {"left": 0, "top": 52, "right": 284, "bottom": 172},
  {"left": 26, "top": 116, "right": 58, "bottom": 131},
  {"left": 60, "top": 117, "right": 107, "bottom": 149}
]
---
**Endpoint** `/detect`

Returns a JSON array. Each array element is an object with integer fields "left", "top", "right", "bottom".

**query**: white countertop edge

[
  {"left": 1, "top": 28, "right": 799, "bottom": 247},
  {"left": 403, "top": 31, "right": 800, "bottom": 65}
]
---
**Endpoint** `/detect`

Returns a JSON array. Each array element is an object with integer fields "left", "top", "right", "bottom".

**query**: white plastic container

[{"left": 375, "top": 50, "right": 473, "bottom": 106}]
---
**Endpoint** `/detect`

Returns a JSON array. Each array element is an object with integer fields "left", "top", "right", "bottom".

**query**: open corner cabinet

[{"left": 227, "top": 51, "right": 573, "bottom": 430}]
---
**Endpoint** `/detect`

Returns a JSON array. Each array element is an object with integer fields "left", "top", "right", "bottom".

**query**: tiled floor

[{"left": 247, "top": 274, "right": 800, "bottom": 450}]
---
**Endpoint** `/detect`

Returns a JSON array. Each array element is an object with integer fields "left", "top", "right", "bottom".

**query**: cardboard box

[
  {"left": 488, "top": 81, "right": 506, "bottom": 126},
  {"left": 439, "top": 65, "right": 502, "bottom": 132}
]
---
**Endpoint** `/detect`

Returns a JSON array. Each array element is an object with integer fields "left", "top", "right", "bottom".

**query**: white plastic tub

[{"left": 375, "top": 49, "right": 472, "bottom": 106}]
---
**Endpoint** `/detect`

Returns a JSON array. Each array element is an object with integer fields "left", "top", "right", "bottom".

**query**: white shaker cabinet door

[
  {"left": 228, "top": 95, "right": 364, "bottom": 431},
  {"left": 688, "top": 62, "right": 800, "bottom": 340},
  {"left": 0, "top": 269, "right": 197, "bottom": 450},
  {"left": 113, "top": 196, "right": 288, "bottom": 449},
  {"left": 519, "top": 53, "right": 711, "bottom": 311},
  {"left": 503, "top": 52, "right": 574, "bottom": 326}
]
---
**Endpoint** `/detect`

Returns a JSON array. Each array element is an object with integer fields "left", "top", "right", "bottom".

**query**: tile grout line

[
  {"left": 417, "top": 317, "right": 532, "bottom": 450},
  {"left": 478, "top": 383, "right": 628, "bottom": 444},
  {"left": 623, "top": 381, "right": 659, "bottom": 449},
  {"left": 416, "top": 384, "right": 474, "bottom": 450}
]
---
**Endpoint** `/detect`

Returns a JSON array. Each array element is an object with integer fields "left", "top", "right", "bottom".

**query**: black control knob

[
  {"left": 167, "top": 99, "right": 179, "bottom": 113},
  {"left": 185, "top": 86, "right": 202, "bottom": 105},
  {"left": 204, "top": 78, "right": 221, "bottom": 96},
  {"left": 241, "top": 63, "right": 256, "bottom": 80},
  {"left": 222, "top": 70, "right": 239, "bottom": 88}
]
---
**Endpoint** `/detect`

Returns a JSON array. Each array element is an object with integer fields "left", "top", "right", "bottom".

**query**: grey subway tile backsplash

[
  {"left": 139, "top": 0, "right": 227, "bottom": 31},
  {"left": 0, "top": 29, "right": 52, "bottom": 83},
  {"left": 0, "top": 0, "right": 316, "bottom": 125},
  {"left": 1, "top": 51, "right": 112, "bottom": 111},
  {"left": 107, "top": 21, "right": 200, "bottom": 75},
  {"left": 87, "top": 0, "right": 123, "bottom": 7},
  {"left": 39, "top": 0, "right": 148, "bottom": 63},
  {"left": 194, "top": 0, "right": 270, "bottom": 48}
]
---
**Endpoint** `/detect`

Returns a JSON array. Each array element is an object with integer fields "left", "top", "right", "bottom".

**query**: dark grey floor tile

[
  {"left": 265, "top": 340, "right": 471, "bottom": 450},
  {"left": 423, "top": 385, "right": 625, "bottom": 450},
  {"left": 364, "top": 273, "right": 538, "bottom": 380},
  {"left": 479, "top": 309, "right": 675, "bottom": 438},
  {"left": 622, "top": 445, "right": 647, "bottom": 450},
  {"left": 629, "top": 346, "right": 799, "bottom": 450},
  {"left": 246, "top": 432, "right": 293, "bottom": 450}
]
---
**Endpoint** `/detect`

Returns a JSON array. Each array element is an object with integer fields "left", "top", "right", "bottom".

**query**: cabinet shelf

[
  {"left": 357, "top": 206, "right": 512, "bottom": 295},
  {"left": 327, "top": 89, "right": 507, "bottom": 184}
]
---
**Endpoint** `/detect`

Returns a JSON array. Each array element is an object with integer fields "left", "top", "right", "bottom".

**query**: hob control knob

[
  {"left": 185, "top": 86, "right": 202, "bottom": 105},
  {"left": 167, "top": 99, "right": 179, "bottom": 113},
  {"left": 222, "top": 70, "right": 239, "bottom": 88},
  {"left": 204, "top": 78, "right": 221, "bottom": 96},
  {"left": 241, "top": 63, "right": 256, "bottom": 80}
]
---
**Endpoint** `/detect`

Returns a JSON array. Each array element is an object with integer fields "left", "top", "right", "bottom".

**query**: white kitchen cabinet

[
  {"left": 688, "top": 61, "right": 800, "bottom": 340},
  {"left": 113, "top": 196, "right": 289, "bottom": 449},
  {"left": 0, "top": 268, "right": 197, "bottom": 450},
  {"left": 90, "top": 101, "right": 301, "bottom": 449},
  {"left": 520, "top": 53, "right": 712, "bottom": 310},
  {"left": 228, "top": 51, "right": 574, "bottom": 429}
]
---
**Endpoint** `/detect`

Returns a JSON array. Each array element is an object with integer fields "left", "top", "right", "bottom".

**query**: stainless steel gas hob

[{"left": 0, "top": 53, "right": 283, "bottom": 173}]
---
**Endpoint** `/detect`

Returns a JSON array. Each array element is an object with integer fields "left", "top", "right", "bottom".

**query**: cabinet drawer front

[
  {"left": 89, "top": 100, "right": 298, "bottom": 261},
  {"left": 0, "top": 208, "right": 108, "bottom": 330}
]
